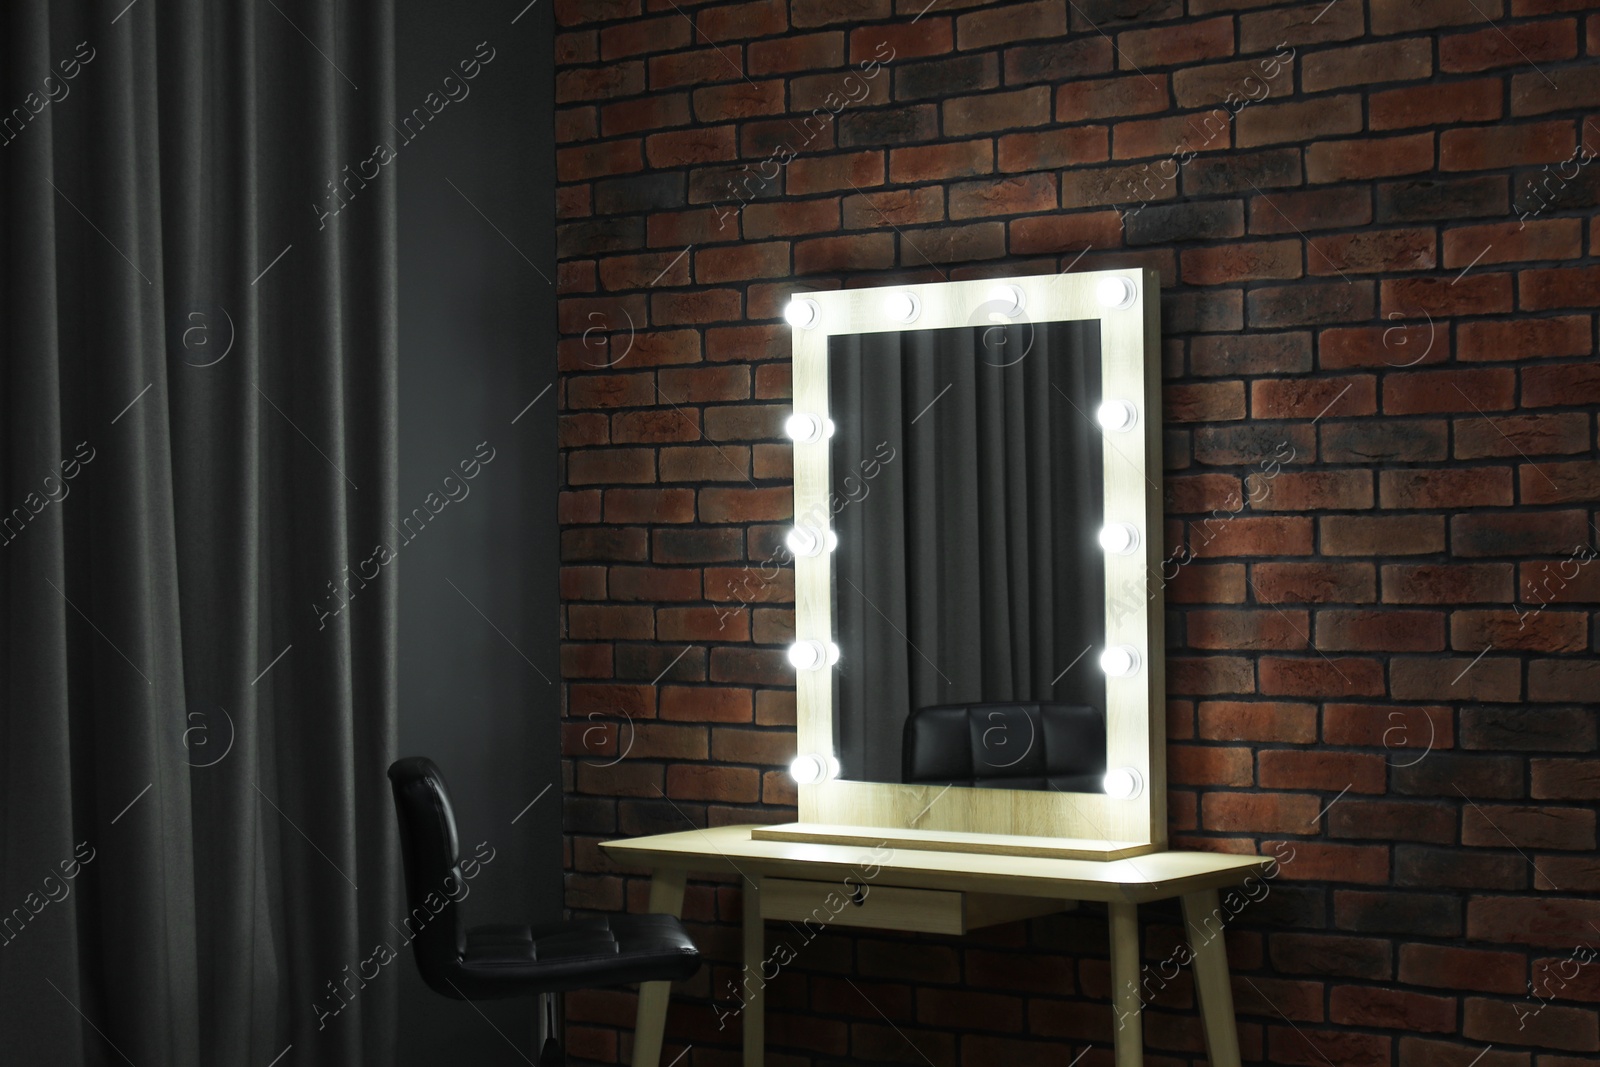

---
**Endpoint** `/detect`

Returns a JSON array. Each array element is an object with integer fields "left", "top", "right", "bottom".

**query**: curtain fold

[
  {"left": 832, "top": 321, "right": 1106, "bottom": 784},
  {"left": 1, "top": 1, "right": 400, "bottom": 1063}
]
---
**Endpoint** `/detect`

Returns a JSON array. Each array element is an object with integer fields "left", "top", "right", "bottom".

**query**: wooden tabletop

[{"left": 602, "top": 825, "right": 1272, "bottom": 904}]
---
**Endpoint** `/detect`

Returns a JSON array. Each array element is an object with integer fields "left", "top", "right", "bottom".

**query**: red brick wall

[{"left": 554, "top": 0, "right": 1600, "bottom": 1061}]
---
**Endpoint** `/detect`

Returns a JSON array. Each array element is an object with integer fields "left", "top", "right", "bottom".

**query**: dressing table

[{"left": 601, "top": 270, "right": 1267, "bottom": 1065}]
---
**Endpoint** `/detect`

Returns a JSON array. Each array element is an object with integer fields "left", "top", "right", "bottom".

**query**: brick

[
  {"left": 838, "top": 104, "right": 939, "bottom": 147},
  {"left": 1441, "top": 120, "right": 1577, "bottom": 171},
  {"left": 1303, "top": 39, "right": 1433, "bottom": 91},
  {"left": 1252, "top": 375, "right": 1376, "bottom": 419},
  {"left": 1445, "top": 19, "right": 1579, "bottom": 71},
  {"left": 894, "top": 54, "right": 999, "bottom": 101},
  {"left": 1254, "top": 562, "right": 1376, "bottom": 603},
  {"left": 787, "top": 150, "right": 883, "bottom": 195},
  {"left": 1322, "top": 419, "right": 1449, "bottom": 463},
  {"left": 1185, "top": 147, "right": 1302, "bottom": 197},
  {"left": 1188, "top": 608, "right": 1310, "bottom": 650},
  {"left": 1372, "top": 79, "right": 1502, "bottom": 131},
  {"left": 1199, "top": 700, "right": 1319, "bottom": 742},
  {"left": 1006, "top": 36, "right": 1115, "bottom": 84},
  {"left": 1261, "top": 748, "right": 1388, "bottom": 792},
  {"left": 1169, "top": 562, "right": 1249, "bottom": 603},
  {"left": 1203, "top": 791, "right": 1324, "bottom": 833},
  {"left": 1320, "top": 322, "right": 1447, "bottom": 373},
  {"left": 1170, "top": 383, "right": 1254, "bottom": 425},
  {"left": 653, "top": 529, "right": 744, "bottom": 566},
  {"left": 1182, "top": 240, "right": 1302, "bottom": 285},
  {"left": 1259, "top": 655, "right": 1386, "bottom": 697},
  {"left": 1399, "top": 944, "right": 1529, "bottom": 995},
  {"left": 1265, "top": 842, "right": 1391, "bottom": 884},
  {"left": 1521, "top": 363, "right": 1600, "bottom": 407},
  {"left": 1529, "top": 657, "right": 1600, "bottom": 702},
  {"left": 996, "top": 128, "right": 1109, "bottom": 172},
  {"left": 889, "top": 140, "right": 994, "bottom": 184},
  {"left": 899, "top": 221, "right": 1007, "bottom": 264},
  {"left": 1458, "top": 315, "right": 1591, "bottom": 361},
  {"left": 1126, "top": 200, "right": 1244, "bottom": 245},
  {"left": 1243, "top": 2, "right": 1364, "bottom": 50},
  {"left": 1332, "top": 984, "right": 1458, "bottom": 1032},
  {"left": 1249, "top": 282, "right": 1377, "bottom": 327},
  {"left": 1533, "top": 758, "right": 1600, "bottom": 800},
  {"left": 1457, "top": 608, "right": 1587, "bottom": 653},
  {"left": 791, "top": 70, "right": 889, "bottom": 113},
  {"left": 1192, "top": 333, "right": 1313, "bottom": 377},
  {"left": 557, "top": 139, "right": 644, "bottom": 182},
  {"left": 850, "top": 20, "right": 955, "bottom": 63},
  {"left": 1380, "top": 467, "right": 1515, "bottom": 508},
  {"left": 1168, "top": 744, "right": 1254, "bottom": 785},
  {"left": 1307, "top": 133, "right": 1435, "bottom": 183},
  {"left": 1117, "top": 17, "right": 1235, "bottom": 68},
  {"left": 1317, "top": 609, "right": 1446, "bottom": 652},
  {"left": 1376, "top": 175, "right": 1509, "bottom": 222},
  {"left": 1064, "top": 161, "right": 1181, "bottom": 209},
  {"left": 1238, "top": 95, "right": 1364, "bottom": 148},
  {"left": 1169, "top": 656, "right": 1256, "bottom": 695},
  {"left": 1384, "top": 563, "right": 1514, "bottom": 603},
  {"left": 1462, "top": 705, "right": 1596, "bottom": 752},
  {"left": 1453, "top": 510, "right": 1591, "bottom": 557},
  {"left": 1321, "top": 515, "right": 1445, "bottom": 556},
  {"left": 742, "top": 197, "right": 841, "bottom": 239},
  {"left": 1397, "top": 844, "right": 1527, "bottom": 889},
  {"left": 1310, "top": 227, "right": 1437, "bottom": 275},
  {"left": 747, "top": 31, "right": 844, "bottom": 75},
  {"left": 649, "top": 48, "right": 742, "bottom": 90},
  {"left": 1324, "top": 703, "right": 1454, "bottom": 750},
  {"left": 842, "top": 187, "right": 943, "bottom": 229},
  {"left": 1250, "top": 187, "right": 1373, "bottom": 236},
  {"left": 1465, "top": 996, "right": 1598, "bottom": 1051},
  {"left": 1270, "top": 932, "right": 1393, "bottom": 979},
  {"left": 1058, "top": 74, "right": 1169, "bottom": 121},
  {"left": 948, "top": 173, "right": 1056, "bottom": 219},
  {"left": 955, "top": 0, "right": 1067, "bottom": 49},
  {"left": 1382, "top": 273, "right": 1514, "bottom": 318},
  {"left": 1514, "top": 65, "right": 1600, "bottom": 116},
  {"left": 1390, "top": 655, "right": 1522, "bottom": 702},
  {"left": 1249, "top": 470, "right": 1373, "bottom": 511},
  {"left": 1009, "top": 210, "right": 1124, "bottom": 255},
  {"left": 695, "top": 242, "right": 788, "bottom": 284},
  {"left": 1469, "top": 895, "right": 1600, "bottom": 947},
  {"left": 1114, "top": 111, "right": 1234, "bottom": 161},
  {"left": 1328, "top": 799, "right": 1456, "bottom": 843},
  {"left": 557, "top": 63, "right": 646, "bottom": 104},
  {"left": 1444, "top": 218, "right": 1583, "bottom": 266},
  {"left": 1384, "top": 367, "right": 1516, "bottom": 414},
  {"left": 943, "top": 87, "right": 1052, "bottom": 136},
  {"left": 604, "top": 487, "right": 696, "bottom": 523}
]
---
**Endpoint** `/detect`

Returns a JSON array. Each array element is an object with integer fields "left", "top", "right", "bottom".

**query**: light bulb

[
  {"left": 1096, "top": 276, "right": 1137, "bottom": 309},
  {"left": 1099, "top": 645, "right": 1141, "bottom": 677},
  {"left": 884, "top": 291, "right": 921, "bottom": 323},
  {"left": 787, "top": 640, "right": 839, "bottom": 671},
  {"left": 786, "top": 526, "right": 837, "bottom": 558},
  {"left": 786, "top": 412, "right": 830, "bottom": 443},
  {"left": 785, "top": 298, "right": 821, "bottom": 330},
  {"left": 1099, "top": 523, "right": 1141, "bottom": 556},
  {"left": 1103, "top": 766, "right": 1143, "bottom": 799},
  {"left": 789, "top": 752, "right": 838, "bottom": 785},
  {"left": 1097, "top": 399, "right": 1138, "bottom": 433},
  {"left": 987, "top": 283, "right": 1025, "bottom": 317}
]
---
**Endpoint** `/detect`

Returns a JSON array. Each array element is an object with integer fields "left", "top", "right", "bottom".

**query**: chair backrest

[
  {"left": 387, "top": 757, "right": 468, "bottom": 994},
  {"left": 901, "top": 702, "right": 1107, "bottom": 792}
]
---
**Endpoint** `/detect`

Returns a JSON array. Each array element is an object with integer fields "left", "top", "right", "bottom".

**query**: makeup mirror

[{"left": 766, "top": 270, "right": 1166, "bottom": 857}]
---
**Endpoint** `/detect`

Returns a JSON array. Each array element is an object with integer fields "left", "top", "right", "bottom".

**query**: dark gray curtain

[
  {"left": 1, "top": 2, "right": 399, "bottom": 1064},
  {"left": 831, "top": 322, "right": 1106, "bottom": 783}
]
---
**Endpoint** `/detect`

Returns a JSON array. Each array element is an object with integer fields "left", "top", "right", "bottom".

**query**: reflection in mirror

[{"left": 828, "top": 320, "right": 1108, "bottom": 792}]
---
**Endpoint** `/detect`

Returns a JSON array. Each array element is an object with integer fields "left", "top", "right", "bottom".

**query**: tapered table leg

[
  {"left": 743, "top": 878, "right": 764, "bottom": 1067},
  {"left": 632, "top": 868, "right": 688, "bottom": 1067},
  {"left": 1182, "top": 888, "right": 1243, "bottom": 1067},
  {"left": 1108, "top": 901, "right": 1143, "bottom": 1067}
]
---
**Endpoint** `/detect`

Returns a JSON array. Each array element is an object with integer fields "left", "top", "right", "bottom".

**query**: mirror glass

[{"left": 827, "top": 320, "right": 1108, "bottom": 792}]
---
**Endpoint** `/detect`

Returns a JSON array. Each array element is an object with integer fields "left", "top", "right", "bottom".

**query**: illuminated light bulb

[
  {"left": 789, "top": 752, "right": 839, "bottom": 785},
  {"left": 1098, "top": 523, "right": 1141, "bottom": 556},
  {"left": 1103, "top": 766, "right": 1144, "bottom": 799},
  {"left": 785, "top": 298, "right": 821, "bottom": 330},
  {"left": 885, "top": 291, "right": 921, "bottom": 323},
  {"left": 786, "top": 526, "right": 837, "bottom": 558},
  {"left": 786, "top": 412, "right": 833, "bottom": 443},
  {"left": 787, "top": 640, "right": 839, "bottom": 671},
  {"left": 987, "top": 283, "right": 1025, "bottom": 317},
  {"left": 1099, "top": 645, "right": 1141, "bottom": 678},
  {"left": 1096, "top": 276, "right": 1138, "bottom": 310},
  {"left": 1097, "top": 399, "right": 1138, "bottom": 433}
]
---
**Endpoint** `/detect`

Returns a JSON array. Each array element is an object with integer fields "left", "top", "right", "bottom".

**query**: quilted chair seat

[{"left": 901, "top": 702, "right": 1108, "bottom": 792}]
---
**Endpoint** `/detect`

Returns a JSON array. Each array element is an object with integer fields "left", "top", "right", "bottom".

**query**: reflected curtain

[
  {"left": 832, "top": 322, "right": 1105, "bottom": 783},
  {"left": 1, "top": 1, "right": 399, "bottom": 1064}
]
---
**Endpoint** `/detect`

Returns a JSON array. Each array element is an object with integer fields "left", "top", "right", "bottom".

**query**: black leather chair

[
  {"left": 388, "top": 757, "right": 701, "bottom": 1064},
  {"left": 901, "top": 702, "right": 1108, "bottom": 792}
]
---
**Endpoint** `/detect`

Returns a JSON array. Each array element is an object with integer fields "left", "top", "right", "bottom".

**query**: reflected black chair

[
  {"left": 901, "top": 702, "right": 1107, "bottom": 792},
  {"left": 388, "top": 757, "right": 701, "bottom": 1065}
]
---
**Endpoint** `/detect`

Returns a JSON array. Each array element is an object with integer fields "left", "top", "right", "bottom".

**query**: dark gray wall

[{"left": 395, "top": 2, "right": 559, "bottom": 1062}]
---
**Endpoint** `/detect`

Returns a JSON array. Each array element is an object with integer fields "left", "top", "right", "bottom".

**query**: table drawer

[{"left": 760, "top": 877, "right": 1064, "bottom": 936}]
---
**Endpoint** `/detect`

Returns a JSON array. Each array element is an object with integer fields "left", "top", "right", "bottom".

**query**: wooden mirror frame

[{"left": 780, "top": 268, "right": 1166, "bottom": 856}]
